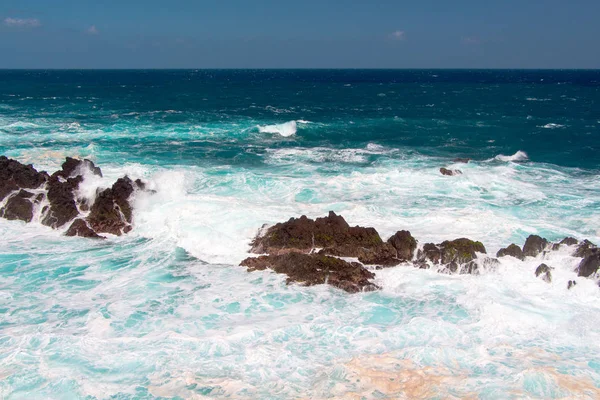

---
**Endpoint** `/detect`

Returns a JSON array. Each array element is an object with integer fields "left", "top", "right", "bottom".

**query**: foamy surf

[
  {"left": 258, "top": 120, "right": 298, "bottom": 137},
  {"left": 1, "top": 69, "right": 599, "bottom": 399},
  {"left": 493, "top": 150, "right": 529, "bottom": 162}
]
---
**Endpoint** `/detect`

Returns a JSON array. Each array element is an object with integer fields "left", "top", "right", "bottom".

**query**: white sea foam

[
  {"left": 541, "top": 123, "right": 565, "bottom": 129},
  {"left": 493, "top": 150, "right": 529, "bottom": 162},
  {"left": 258, "top": 120, "right": 298, "bottom": 137},
  {"left": 2, "top": 147, "right": 600, "bottom": 398}
]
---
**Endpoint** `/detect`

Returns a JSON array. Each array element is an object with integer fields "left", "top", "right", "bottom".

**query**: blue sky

[{"left": 0, "top": 0, "right": 598, "bottom": 68}]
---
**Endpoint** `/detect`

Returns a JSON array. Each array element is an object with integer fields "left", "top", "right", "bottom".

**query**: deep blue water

[{"left": 1, "top": 69, "right": 599, "bottom": 168}]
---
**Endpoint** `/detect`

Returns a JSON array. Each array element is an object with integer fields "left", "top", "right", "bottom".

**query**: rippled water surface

[{"left": 1, "top": 70, "right": 600, "bottom": 399}]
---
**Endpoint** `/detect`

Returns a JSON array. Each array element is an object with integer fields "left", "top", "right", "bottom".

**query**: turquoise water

[{"left": 1, "top": 70, "right": 600, "bottom": 399}]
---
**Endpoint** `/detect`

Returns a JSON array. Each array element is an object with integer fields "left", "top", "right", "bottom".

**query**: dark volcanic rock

[
  {"left": 417, "top": 238, "right": 486, "bottom": 274},
  {"left": 535, "top": 263, "right": 553, "bottom": 283},
  {"left": 0, "top": 156, "right": 48, "bottom": 201},
  {"left": 87, "top": 176, "right": 141, "bottom": 235},
  {"left": 439, "top": 168, "right": 462, "bottom": 176},
  {"left": 522, "top": 235, "right": 549, "bottom": 258},
  {"left": 54, "top": 157, "right": 102, "bottom": 179},
  {"left": 65, "top": 218, "right": 105, "bottom": 239},
  {"left": 0, "top": 190, "right": 35, "bottom": 222},
  {"left": 356, "top": 243, "right": 400, "bottom": 266},
  {"left": 551, "top": 237, "right": 579, "bottom": 251},
  {"left": 573, "top": 240, "right": 598, "bottom": 258},
  {"left": 41, "top": 175, "right": 82, "bottom": 229},
  {"left": 496, "top": 244, "right": 525, "bottom": 260},
  {"left": 577, "top": 250, "right": 600, "bottom": 278},
  {"left": 240, "top": 252, "right": 379, "bottom": 293},
  {"left": 387, "top": 230, "right": 417, "bottom": 261},
  {"left": 560, "top": 237, "right": 578, "bottom": 246},
  {"left": 568, "top": 280, "right": 577, "bottom": 290},
  {"left": 250, "top": 211, "right": 384, "bottom": 257}
]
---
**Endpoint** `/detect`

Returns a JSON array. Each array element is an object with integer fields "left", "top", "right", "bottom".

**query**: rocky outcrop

[
  {"left": 41, "top": 175, "right": 82, "bottom": 228},
  {"left": 577, "top": 250, "right": 600, "bottom": 278},
  {"left": 65, "top": 218, "right": 105, "bottom": 239},
  {"left": 568, "top": 280, "right": 577, "bottom": 290},
  {"left": 496, "top": 244, "right": 525, "bottom": 260},
  {"left": 522, "top": 235, "right": 549, "bottom": 258},
  {"left": 41, "top": 157, "right": 104, "bottom": 229},
  {"left": 0, "top": 190, "right": 36, "bottom": 222},
  {"left": 535, "top": 263, "right": 553, "bottom": 283},
  {"left": 241, "top": 253, "right": 379, "bottom": 293},
  {"left": 87, "top": 177, "right": 142, "bottom": 236},
  {"left": 573, "top": 240, "right": 597, "bottom": 258},
  {"left": 1, "top": 156, "right": 149, "bottom": 238},
  {"left": 416, "top": 238, "right": 486, "bottom": 274},
  {"left": 251, "top": 211, "right": 384, "bottom": 256},
  {"left": 387, "top": 230, "right": 417, "bottom": 261},
  {"left": 439, "top": 168, "right": 462, "bottom": 176},
  {"left": 0, "top": 156, "right": 48, "bottom": 201},
  {"left": 560, "top": 237, "right": 578, "bottom": 246}
]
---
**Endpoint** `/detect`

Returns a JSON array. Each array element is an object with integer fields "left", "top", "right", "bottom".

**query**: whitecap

[
  {"left": 258, "top": 121, "right": 297, "bottom": 137},
  {"left": 540, "top": 123, "right": 565, "bottom": 129},
  {"left": 493, "top": 151, "right": 529, "bottom": 162}
]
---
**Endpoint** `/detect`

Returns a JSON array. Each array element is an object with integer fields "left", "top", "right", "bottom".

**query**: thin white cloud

[
  {"left": 87, "top": 25, "right": 99, "bottom": 35},
  {"left": 390, "top": 30, "right": 406, "bottom": 41},
  {"left": 3, "top": 17, "right": 41, "bottom": 28}
]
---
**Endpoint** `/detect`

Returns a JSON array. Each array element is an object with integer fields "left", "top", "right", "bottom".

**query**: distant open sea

[{"left": 1, "top": 69, "right": 600, "bottom": 399}]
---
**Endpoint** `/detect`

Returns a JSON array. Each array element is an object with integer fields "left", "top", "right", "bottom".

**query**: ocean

[{"left": 1, "top": 69, "right": 599, "bottom": 399}]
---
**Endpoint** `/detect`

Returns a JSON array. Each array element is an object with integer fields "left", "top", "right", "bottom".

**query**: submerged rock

[
  {"left": 568, "top": 280, "right": 577, "bottom": 290},
  {"left": 439, "top": 168, "right": 462, "bottom": 176},
  {"left": 65, "top": 218, "right": 105, "bottom": 239},
  {"left": 251, "top": 211, "right": 384, "bottom": 257},
  {"left": 535, "top": 263, "right": 553, "bottom": 283},
  {"left": 453, "top": 158, "right": 471, "bottom": 163},
  {"left": 496, "top": 244, "right": 525, "bottom": 260},
  {"left": 416, "top": 238, "right": 486, "bottom": 274},
  {"left": 522, "top": 235, "right": 549, "bottom": 258},
  {"left": 241, "top": 253, "right": 379, "bottom": 293}
]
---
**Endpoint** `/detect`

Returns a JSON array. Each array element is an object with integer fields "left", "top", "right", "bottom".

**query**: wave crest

[
  {"left": 494, "top": 150, "right": 529, "bottom": 162},
  {"left": 258, "top": 121, "right": 298, "bottom": 137}
]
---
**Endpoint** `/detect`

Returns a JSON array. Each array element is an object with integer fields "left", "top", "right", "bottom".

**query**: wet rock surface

[
  {"left": 251, "top": 211, "right": 385, "bottom": 257},
  {"left": 1, "top": 156, "right": 149, "bottom": 238},
  {"left": 577, "top": 250, "right": 600, "bottom": 277},
  {"left": 416, "top": 238, "right": 486, "bottom": 274},
  {"left": 87, "top": 177, "right": 144, "bottom": 236},
  {"left": 535, "top": 263, "right": 553, "bottom": 283},
  {"left": 0, "top": 190, "right": 36, "bottom": 222},
  {"left": 65, "top": 218, "right": 105, "bottom": 239},
  {"left": 0, "top": 156, "right": 48, "bottom": 201},
  {"left": 497, "top": 244, "right": 525, "bottom": 260},
  {"left": 241, "top": 252, "right": 379, "bottom": 293},
  {"left": 522, "top": 235, "right": 549, "bottom": 258}
]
